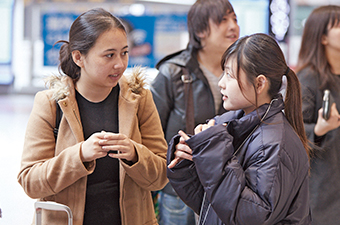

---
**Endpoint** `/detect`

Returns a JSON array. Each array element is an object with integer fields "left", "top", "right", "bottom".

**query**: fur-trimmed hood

[{"left": 44, "top": 67, "right": 147, "bottom": 102}]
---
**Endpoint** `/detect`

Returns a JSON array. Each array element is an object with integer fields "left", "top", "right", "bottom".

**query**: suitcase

[{"left": 35, "top": 201, "right": 73, "bottom": 225}]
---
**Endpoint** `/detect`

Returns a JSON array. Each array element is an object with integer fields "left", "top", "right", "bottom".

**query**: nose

[
  {"left": 228, "top": 19, "right": 239, "bottom": 33},
  {"left": 114, "top": 55, "right": 126, "bottom": 69},
  {"left": 229, "top": 19, "right": 240, "bottom": 30},
  {"left": 218, "top": 73, "right": 226, "bottom": 89}
]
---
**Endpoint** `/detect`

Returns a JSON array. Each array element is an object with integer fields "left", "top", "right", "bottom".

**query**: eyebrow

[{"left": 104, "top": 45, "right": 129, "bottom": 52}]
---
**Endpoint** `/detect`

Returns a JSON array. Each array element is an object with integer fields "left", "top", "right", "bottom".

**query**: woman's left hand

[{"left": 99, "top": 131, "right": 137, "bottom": 163}]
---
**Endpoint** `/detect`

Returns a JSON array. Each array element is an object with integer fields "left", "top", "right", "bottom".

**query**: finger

[
  {"left": 176, "top": 143, "right": 192, "bottom": 155},
  {"left": 207, "top": 119, "right": 215, "bottom": 126},
  {"left": 176, "top": 150, "right": 193, "bottom": 161},
  {"left": 178, "top": 130, "right": 190, "bottom": 141},
  {"left": 103, "top": 133, "right": 125, "bottom": 140},
  {"left": 168, "top": 157, "right": 181, "bottom": 169},
  {"left": 108, "top": 151, "right": 122, "bottom": 158},
  {"left": 194, "top": 125, "right": 203, "bottom": 135}
]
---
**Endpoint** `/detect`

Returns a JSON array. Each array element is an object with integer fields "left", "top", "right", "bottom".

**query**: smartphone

[{"left": 322, "top": 89, "right": 332, "bottom": 120}]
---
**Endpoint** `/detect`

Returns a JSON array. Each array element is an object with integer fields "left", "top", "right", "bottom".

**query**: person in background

[
  {"left": 17, "top": 8, "right": 168, "bottom": 225},
  {"left": 296, "top": 5, "right": 340, "bottom": 225},
  {"left": 150, "top": 0, "right": 239, "bottom": 224},
  {"left": 167, "top": 33, "right": 311, "bottom": 224}
]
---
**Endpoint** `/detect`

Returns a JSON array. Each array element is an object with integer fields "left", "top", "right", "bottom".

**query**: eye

[
  {"left": 122, "top": 50, "right": 129, "bottom": 56},
  {"left": 233, "top": 15, "right": 238, "bottom": 23},
  {"left": 106, "top": 53, "right": 114, "bottom": 58},
  {"left": 225, "top": 72, "right": 233, "bottom": 78}
]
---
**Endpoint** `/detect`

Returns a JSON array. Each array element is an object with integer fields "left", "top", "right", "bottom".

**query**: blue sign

[
  {"left": 122, "top": 14, "right": 187, "bottom": 68},
  {"left": 41, "top": 12, "right": 187, "bottom": 68},
  {"left": 42, "top": 12, "right": 78, "bottom": 66}
]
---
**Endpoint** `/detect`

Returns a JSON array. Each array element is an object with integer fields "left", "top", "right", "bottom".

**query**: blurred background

[{"left": 0, "top": 0, "right": 338, "bottom": 224}]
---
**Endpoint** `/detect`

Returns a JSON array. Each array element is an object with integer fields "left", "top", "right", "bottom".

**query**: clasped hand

[
  {"left": 81, "top": 131, "right": 137, "bottom": 163},
  {"left": 168, "top": 119, "right": 216, "bottom": 168}
]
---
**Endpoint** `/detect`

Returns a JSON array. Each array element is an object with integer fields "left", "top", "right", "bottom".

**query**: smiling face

[
  {"left": 200, "top": 12, "right": 239, "bottom": 54},
  {"left": 218, "top": 57, "right": 257, "bottom": 115},
  {"left": 74, "top": 28, "right": 128, "bottom": 92}
]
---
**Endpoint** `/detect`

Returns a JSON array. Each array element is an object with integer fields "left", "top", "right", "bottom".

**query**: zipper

[
  {"left": 73, "top": 109, "right": 81, "bottom": 127},
  {"left": 198, "top": 192, "right": 211, "bottom": 225}
]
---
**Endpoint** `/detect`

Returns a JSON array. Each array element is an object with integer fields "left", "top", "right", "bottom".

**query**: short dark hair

[
  {"left": 56, "top": 8, "right": 126, "bottom": 79},
  {"left": 187, "top": 0, "right": 235, "bottom": 50}
]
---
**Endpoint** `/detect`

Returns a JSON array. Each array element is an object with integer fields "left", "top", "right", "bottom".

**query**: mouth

[
  {"left": 226, "top": 34, "right": 238, "bottom": 39},
  {"left": 109, "top": 74, "right": 120, "bottom": 78},
  {"left": 221, "top": 92, "right": 228, "bottom": 100}
]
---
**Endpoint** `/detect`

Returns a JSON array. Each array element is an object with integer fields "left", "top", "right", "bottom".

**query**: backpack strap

[
  {"left": 53, "top": 101, "right": 63, "bottom": 142},
  {"left": 181, "top": 68, "right": 195, "bottom": 135}
]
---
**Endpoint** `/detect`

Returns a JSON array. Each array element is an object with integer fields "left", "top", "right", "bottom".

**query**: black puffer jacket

[
  {"left": 150, "top": 44, "right": 225, "bottom": 143},
  {"left": 167, "top": 98, "right": 311, "bottom": 225}
]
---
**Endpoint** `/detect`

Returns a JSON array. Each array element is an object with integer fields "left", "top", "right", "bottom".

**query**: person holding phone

[{"left": 296, "top": 5, "right": 340, "bottom": 224}]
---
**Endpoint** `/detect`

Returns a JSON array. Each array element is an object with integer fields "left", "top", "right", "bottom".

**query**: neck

[
  {"left": 325, "top": 47, "right": 340, "bottom": 74},
  {"left": 197, "top": 49, "right": 223, "bottom": 77},
  {"left": 76, "top": 79, "right": 113, "bottom": 103}
]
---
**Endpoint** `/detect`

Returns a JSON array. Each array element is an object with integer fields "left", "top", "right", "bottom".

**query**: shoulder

[
  {"left": 257, "top": 115, "right": 308, "bottom": 170},
  {"left": 34, "top": 89, "right": 54, "bottom": 106},
  {"left": 156, "top": 48, "right": 194, "bottom": 79},
  {"left": 297, "top": 67, "right": 319, "bottom": 84},
  {"left": 44, "top": 75, "right": 74, "bottom": 101}
]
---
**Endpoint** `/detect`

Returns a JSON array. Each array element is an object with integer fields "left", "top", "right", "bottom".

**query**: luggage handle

[{"left": 35, "top": 201, "right": 73, "bottom": 225}]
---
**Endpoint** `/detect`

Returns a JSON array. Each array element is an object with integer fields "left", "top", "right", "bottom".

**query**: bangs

[
  {"left": 328, "top": 7, "right": 340, "bottom": 28},
  {"left": 210, "top": 1, "right": 235, "bottom": 24}
]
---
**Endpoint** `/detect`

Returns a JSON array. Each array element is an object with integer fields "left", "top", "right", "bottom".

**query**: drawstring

[{"left": 233, "top": 98, "right": 277, "bottom": 156}]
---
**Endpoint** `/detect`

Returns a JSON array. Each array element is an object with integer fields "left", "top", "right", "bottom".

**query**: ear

[
  {"left": 196, "top": 31, "right": 206, "bottom": 39},
  {"left": 321, "top": 34, "right": 328, "bottom": 45},
  {"left": 72, "top": 50, "right": 84, "bottom": 68},
  {"left": 255, "top": 75, "right": 268, "bottom": 94}
]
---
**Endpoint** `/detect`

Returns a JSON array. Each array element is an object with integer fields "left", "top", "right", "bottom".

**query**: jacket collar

[
  {"left": 50, "top": 68, "right": 146, "bottom": 140},
  {"left": 216, "top": 96, "right": 285, "bottom": 150}
]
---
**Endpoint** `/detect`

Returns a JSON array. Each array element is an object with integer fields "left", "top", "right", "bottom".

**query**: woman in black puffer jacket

[{"left": 167, "top": 33, "right": 312, "bottom": 225}]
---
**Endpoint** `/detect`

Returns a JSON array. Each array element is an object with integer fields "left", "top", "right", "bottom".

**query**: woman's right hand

[
  {"left": 168, "top": 130, "right": 192, "bottom": 169},
  {"left": 80, "top": 131, "right": 108, "bottom": 162},
  {"left": 314, "top": 103, "right": 340, "bottom": 136}
]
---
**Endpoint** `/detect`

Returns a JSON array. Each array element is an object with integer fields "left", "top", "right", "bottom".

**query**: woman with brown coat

[{"left": 17, "top": 8, "right": 168, "bottom": 225}]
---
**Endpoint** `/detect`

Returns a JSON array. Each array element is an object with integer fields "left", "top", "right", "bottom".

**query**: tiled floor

[{"left": 0, "top": 94, "right": 36, "bottom": 224}]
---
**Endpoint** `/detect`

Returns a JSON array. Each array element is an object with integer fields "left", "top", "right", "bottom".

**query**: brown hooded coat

[{"left": 17, "top": 68, "right": 168, "bottom": 225}]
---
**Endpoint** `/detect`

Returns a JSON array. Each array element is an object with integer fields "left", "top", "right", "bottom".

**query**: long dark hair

[
  {"left": 187, "top": 0, "right": 235, "bottom": 50},
  {"left": 56, "top": 8, "right": 126, "bottom": 80},
  {"left": 296, "top": 5, "right": 340, "bottom": 90},
  {"left": 221, "top": 33, "right": 310, "bottom": 156}
]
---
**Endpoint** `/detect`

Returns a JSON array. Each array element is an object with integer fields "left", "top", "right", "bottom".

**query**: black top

[
  {"left": 76, "top": 86, "right": 121, "bottom": 225},
  {"left": 298, "top": 67, "right": 340, "bottom": 225}
]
